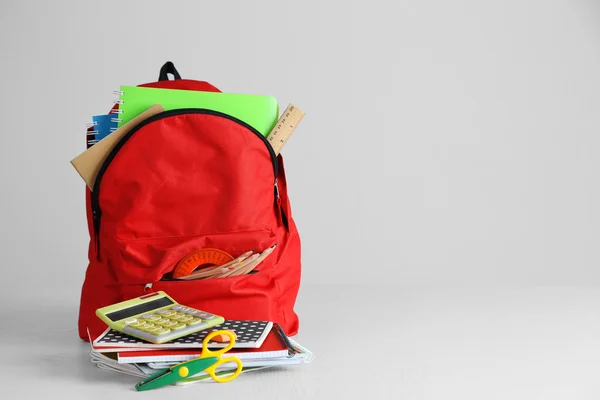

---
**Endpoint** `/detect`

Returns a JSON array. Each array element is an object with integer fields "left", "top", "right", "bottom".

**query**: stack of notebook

[
  {"left": 89, "top": 321, "right": 313, "bottom": 384},
  {"left": 75, "top": 84, "right": 281, "bottom": 189},
  {"left": 86, "top": 85, "right": 278, "bottom": 148}
]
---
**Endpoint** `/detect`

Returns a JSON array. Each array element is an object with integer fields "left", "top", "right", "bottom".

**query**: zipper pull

[
  {"left": 93, "top": 210, "right": 101, "bottom": 260},
  {"left": 274, "top": 179, "right": 280, "bottom": 199},
  {"left": 274, "top": 179, "right": 289, "bottom": 230},
  {"left": 274, "top": 179, "right": 283, "bottom": 226},
  {"left": 144, "top": 283, "right": 154, "bottom": 293}
]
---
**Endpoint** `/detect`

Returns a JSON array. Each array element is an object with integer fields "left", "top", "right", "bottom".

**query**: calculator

[{"left": 95, "top": 291, "right": 225, "bottom": 344}]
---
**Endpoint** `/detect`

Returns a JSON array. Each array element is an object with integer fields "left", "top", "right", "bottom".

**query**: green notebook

[{"left": 117, "top": 86, "right": 279, "bottom": 137}]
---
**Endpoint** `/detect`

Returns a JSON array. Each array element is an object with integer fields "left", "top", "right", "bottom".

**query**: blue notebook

[{"left": 92, "top": 113, "right": 119, "bottom": 141}]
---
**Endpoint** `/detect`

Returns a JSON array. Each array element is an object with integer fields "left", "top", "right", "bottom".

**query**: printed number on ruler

[{"left": 267, "top": 104, "right": 305, "bottom": 155}]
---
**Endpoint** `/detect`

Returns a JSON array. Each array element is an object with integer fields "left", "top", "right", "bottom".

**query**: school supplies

[
  {"left": 95, "top": 291, "right": 224, "bottom": 344},
  {"left": 218, "top": 253, "right": 260, "bottom": 277},
  {"left": 175, "top": 245, "right": 277, "bottom": 280},
  {"left": 116, "top": 85, "right": 279, "bottom": 137},
  {"left": 266, "top": 104, "right": 305, "bottom": 155},
  {"left": 89, "top": 324, "right": 313, "bottom": 385},
  {"left": 94, "top": 113, "right": 119, "bottom": 140},
  {"left": 71, "top": 105, "right": 164, "bottom": 189},
  {"left": 86, "top": 113, "right": 119, "bottom": 147},
  {"left": 135, "top": 330, "right": 243, "bottom": 390},
  {"left": 210, "top": 331, "right": 236, "bottom": 343},
  {"left": 85, "top": 124, "right": 98, "bottom": 147},
  {"left": 93, "top": 320, "right": 273, "bottom": 351},
  {"left": 176, "top": 250, "right": 255, "bottom": 280},
  {"left": 219, "top": 244, "right": 277, "bottom": 278},
  {"left": 172, "top": 248, "right": 234, "bottom": 278}
]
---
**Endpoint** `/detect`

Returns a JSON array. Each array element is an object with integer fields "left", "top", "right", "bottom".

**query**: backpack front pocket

[{"left": 107, "top": 227, "right": 277, "bottom": 284}]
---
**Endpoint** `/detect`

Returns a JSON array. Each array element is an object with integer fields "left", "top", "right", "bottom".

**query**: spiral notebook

[
  {"left": 115, "top": 86, "right": 279, "bottom": 137},
  {"left": 92, "top": 320, "right": 272, "bottom": 351},
  {"left": 116, "top": 328, "right": 290, "bottom": 364},
  {"left": 93, "top": 113, "right": 118, "bottom": 140}
]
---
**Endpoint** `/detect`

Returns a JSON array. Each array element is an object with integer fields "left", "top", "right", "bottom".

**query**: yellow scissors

[{"left": 135, "top": 330, "right": 243, "bottom": 390}]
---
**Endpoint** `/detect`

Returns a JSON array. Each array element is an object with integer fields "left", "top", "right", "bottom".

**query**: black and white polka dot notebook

[{"left": 92, "top": 320, "right": 272, "bottom": 350}]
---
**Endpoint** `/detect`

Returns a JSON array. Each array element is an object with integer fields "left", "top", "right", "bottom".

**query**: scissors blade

[
  {"left": 135, "top": 357, "right": 220, "bottom": 391},
  {"left": 135, "top": 368, "right": 175, "bottom": 391}
]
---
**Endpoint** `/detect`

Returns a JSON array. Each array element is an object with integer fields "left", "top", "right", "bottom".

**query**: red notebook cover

[{"left": 117, "top": 329, "right": 290, "bottom": 364}]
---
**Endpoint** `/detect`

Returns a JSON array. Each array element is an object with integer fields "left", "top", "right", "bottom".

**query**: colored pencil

[
  {"left": 229, "top": 244, "right": 277, "bottom": 277},
  {"left": 218, "top": 253, "right": 261, "bottom": 278}
]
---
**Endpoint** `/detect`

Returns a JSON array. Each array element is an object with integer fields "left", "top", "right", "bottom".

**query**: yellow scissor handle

[
  {"left": 204, "top": 355, "right": 243, "bottom": 383},
  {"left": 201, "top": 330, "right": 237, "bottom": 358},
  {"left": 200, "top": 330, "right": 243, "bottom": 383}
]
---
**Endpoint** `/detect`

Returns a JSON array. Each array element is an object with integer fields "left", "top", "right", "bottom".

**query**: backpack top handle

[{"left": 158, "top": 61, "right": 182, "bottom": 81}]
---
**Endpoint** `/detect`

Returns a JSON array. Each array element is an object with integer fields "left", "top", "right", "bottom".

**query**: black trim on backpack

[{"left": 158, "top": 61, "right": 182, "bottom": 81}]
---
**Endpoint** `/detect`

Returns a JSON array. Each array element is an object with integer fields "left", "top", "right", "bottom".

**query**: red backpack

[{"left": 78, "top": 62, "right": 302, "bottom": 340}]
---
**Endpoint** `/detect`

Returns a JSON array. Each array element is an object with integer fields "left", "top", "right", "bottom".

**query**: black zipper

[{"left": 91, "top": 108, "right": 279, "bottom": 258}]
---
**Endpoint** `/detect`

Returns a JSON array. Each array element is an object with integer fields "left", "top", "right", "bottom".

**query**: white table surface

[{"left": 2, "top": 285, "right": 600, "bottom": 399}]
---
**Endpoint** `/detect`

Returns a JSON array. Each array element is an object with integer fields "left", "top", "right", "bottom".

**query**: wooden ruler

[{"left": 267, "top": 104, "right": 305, "bottom": 155}]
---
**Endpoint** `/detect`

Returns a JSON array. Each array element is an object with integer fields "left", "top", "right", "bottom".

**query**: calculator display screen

[{"left": 106, "top": 297, "right": 174, "bottom": 321}]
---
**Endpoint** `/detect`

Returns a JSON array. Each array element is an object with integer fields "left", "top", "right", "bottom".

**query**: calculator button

[
  {"left": 156, "top": 328, "right": 171, "bottom": 335},
  {"left": 142, "top": 314, "right": 160, "bottom": 321},
  {"left": 157, "top": 310, "right": 172, "bottom": 315},
  {"left": 172, "top": 323, "right": 186, "bottom": 330},
  {"left": 161, "top": 321, "right": 176, "bottom": 327},
  {"left": 124, "top": 318, "right": 138, "bottom": 325},
  {"left": 179, "top": 307, "right": 191, "bottom": 312},
  {"left": 179, "top": 315, "right": 193, "bottom": 323},
  {"left": 146, "top": 326, "right": 162, "bottom": 333},
  {"left": 188, "top": 318, "right": 202, "bottom": 325},
  {"left": 171, "top": 305, "right": 183, "bottom": 311},
  {"left": 141, "top": 323, "right": 154, "bottom": 329},
  {"left": 129, "top": 321, "right": 142, "bottom": 328},
  {"left": 156, "top": 318, "right": 170, "bottom": 325},
  {"left": 197, "top": 312, "right": 215, "bottom": 320}
]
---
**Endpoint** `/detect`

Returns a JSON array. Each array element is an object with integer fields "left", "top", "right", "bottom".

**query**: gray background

[
  {"left": 1, "top": 0, "right": 600, "bottom": 398},
  {"left": 2, "top": 0, "right": 600, "bottom": 289},
  {"left": 0, "top": 1, "right": 600, "bottom": 287}
]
